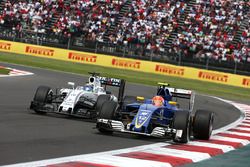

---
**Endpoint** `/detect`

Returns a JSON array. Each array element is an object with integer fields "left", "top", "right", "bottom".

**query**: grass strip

[
  {"left": 0, "top": 66, "right": 10, "bottom": 75},
  {"left": 0, "top": 51, "right": 249, "bottom": 101}
]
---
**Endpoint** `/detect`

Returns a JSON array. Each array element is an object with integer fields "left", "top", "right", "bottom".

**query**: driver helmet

[
  {"left": 83, "top": 84, "right": 93, "bottom": 92},
  {"left": 152, "top": 96, "right": 165, "bottom": 107}
]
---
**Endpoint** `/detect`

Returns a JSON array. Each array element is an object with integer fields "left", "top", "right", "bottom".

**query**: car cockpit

[{"left": 157, "top": 82, "right": 172, "bottom": 101}]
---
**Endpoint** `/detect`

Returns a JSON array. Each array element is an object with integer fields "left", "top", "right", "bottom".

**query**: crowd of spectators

[
  {"left": 104, "top": 0, "right": 187, "bottom": 53},
  {"left": 0, "top": 0, "right": 249, "bottom": 65},
  {"left": 0, "top": 0, "right": 61, "bottom": 33},
  {"left": 171, "top": 0, "right": 250, "bottom": 63},
  {"left": 52, "top": 0, "right": 125, "bottom": 40},
  {"left": 237, "top": 19, "right": 250, "bottom": 63},
  {"left": 0, "top": 0, "right": 125, "bottom": 39}
]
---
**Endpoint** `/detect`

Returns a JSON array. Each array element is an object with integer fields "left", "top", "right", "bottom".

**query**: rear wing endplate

[{"left": 167, "top": 87, "right": 195, "bottom": 111}]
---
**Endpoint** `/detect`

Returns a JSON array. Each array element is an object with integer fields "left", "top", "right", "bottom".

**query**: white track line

[
  {"left": 76, "top": 155, "right": 172, "bottom": 167},
  {"left": 231, "top": 127, "right": 250, "bottom": 131},
  {"left": 187, "top": 141, "right": 234, "bottom": 153},
  {"left": 220, "top": 131, "right": 250, "bottom": 137},
  {"left": 243, "top": 120, "right": 250, "bottom": 123},
  {"left": 143, "top": 148, "right": 211, "bottom": 162},
  {"left": 240, "top": 123, "right": 250, "bottom": 127},
  {"left": 210, "top": 136, "right": 250, "bottom": 146}
]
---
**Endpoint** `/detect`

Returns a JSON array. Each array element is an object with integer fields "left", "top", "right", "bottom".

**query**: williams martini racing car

[
  {"left": 96, "top": 83, "right": 214, "bottom": 143},
  {"left": 30, "top": 73, "right": 125, "bottom": 119}
]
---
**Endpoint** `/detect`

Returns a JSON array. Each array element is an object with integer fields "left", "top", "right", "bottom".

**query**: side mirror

[
  {"left": 68, "top": 82, "right": 75, "bottom": 89},
  {"left": 106, "top": 91, "right": 111, "bottom": 94},
  {"left": 169, "top": 101, "right": 177, "bottom": 105},
  {"left": 137, "top": 96, "right": 145, "bottom": 101}
]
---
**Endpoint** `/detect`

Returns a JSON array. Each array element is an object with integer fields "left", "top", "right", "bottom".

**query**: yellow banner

[{"left": 1, "top": 40, "right": 249, "bottom": 88}]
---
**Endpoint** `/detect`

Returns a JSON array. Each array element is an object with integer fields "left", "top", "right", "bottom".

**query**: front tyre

[
  {"left": 193, "top": 110, "right": 214, "bottom": 140},
  {"left": 95, "top": 94, "right": 111, "bottom": 116},
  {"left": 173, "top": 110, "right": 191, "bottom": 143},
  {"left": 32, "top": 86, "right": 52, "bottom": 114}
]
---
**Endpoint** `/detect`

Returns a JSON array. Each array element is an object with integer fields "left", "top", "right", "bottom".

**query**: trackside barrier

[{"left": 0, "top": 40, "right": 250, "bottom": 89}]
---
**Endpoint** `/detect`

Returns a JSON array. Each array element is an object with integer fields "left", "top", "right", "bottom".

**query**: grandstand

[{"left": 0, "top": 0, "right": 249, "bottom": 74}]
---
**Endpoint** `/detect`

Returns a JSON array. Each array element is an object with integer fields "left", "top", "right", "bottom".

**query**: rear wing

[
  {"left": 99, "top": 77, "right": 124, "bottom": 87},
  {"left": 167, "top": 87, "right": 195, "bottom": 111},
  {"left": 99, "top": 76, "right": 126, "bottom": 102},
  {"left": 167, "top": 88, "right": 192, "bottom": 99}
]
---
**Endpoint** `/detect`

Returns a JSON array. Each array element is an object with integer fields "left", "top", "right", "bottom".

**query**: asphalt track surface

[{"left": 0, "top": 63, "right": 241, "bottom": 166}]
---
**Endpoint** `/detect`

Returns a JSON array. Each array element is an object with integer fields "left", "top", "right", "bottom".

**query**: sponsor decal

[
  {"left": 155, "top": 65, "right": 184, "bottom": 76},
  {"left": 242, "top": 78, "right": 250, "bottom": 87},
  {"left": 25, "top": 46, "right": 54, "bottom": 56},
  {"left": 112, "top": 58, "right": 141, "bottom": 69},
  {"left": 0, "top": 42, "right": 11, "bottom": 50},
  {"left": 68, "top": 52, "right": 97, "bottom": 63},
  {"left": 135, "top": 110, "right": 151, "bottom": 128},
  {"left": 198, "top": 71, "right": 228, "bottom": 83}
]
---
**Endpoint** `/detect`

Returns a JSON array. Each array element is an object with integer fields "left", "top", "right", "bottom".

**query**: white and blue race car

[{"left": 30, "top": 73, "right": 125, "bottom": 119}]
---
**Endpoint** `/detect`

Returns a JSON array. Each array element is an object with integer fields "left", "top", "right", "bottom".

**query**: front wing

[
  {"left": 97, "top": 119, "right": 177, "bottom": 138},
  {"left": 30, "top": 101, "right": 97, "bottom": 118},
  {"left": 30, "top": 101, "right": 55, "bottom": 112}
]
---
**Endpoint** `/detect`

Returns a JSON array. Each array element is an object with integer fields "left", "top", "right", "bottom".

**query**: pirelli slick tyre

[
  {"left": 34, "top": 86, "right": 52, "bottom": 102},
  {"left": 173, "top": 110, "right": 191, "bottom": 143},
  {"left": 96, "top": 94, "right": 111, "bottom": 116},
  {"left": 33, "top": 86, "right": 52, "bottom": 114},
  {"left": 99, "top": 101, "right": 117, "bottom": 119},
  {"left": 97, "top": 101, "right": 118, "bottom": 134},
  {"left": 193, "top": 110, "right": 214, "bottom": 140}
]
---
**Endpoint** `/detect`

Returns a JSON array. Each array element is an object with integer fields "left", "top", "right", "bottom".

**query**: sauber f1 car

[
  {"left": 96, "top": 83, "right": 214, "bottom": 143},
  {"left": 30, "top": 73, "right": 125, "bottom": 119}
]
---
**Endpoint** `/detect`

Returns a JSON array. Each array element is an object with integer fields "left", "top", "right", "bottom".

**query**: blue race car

[{"left": 96, "top": 83, "right": 214, "bottom": 143}]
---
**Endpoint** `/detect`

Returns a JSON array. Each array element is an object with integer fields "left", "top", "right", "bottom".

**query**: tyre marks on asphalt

[{"left": 3, "top": 101, "right": 250, "bottom": 167}]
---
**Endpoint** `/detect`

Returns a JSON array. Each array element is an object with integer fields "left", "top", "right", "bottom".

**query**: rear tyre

[
  {"left": 97, "top": 101, "right": 118, "bottom": 134},
  {"left": 98, "top": 101, "right": 117, "bottom": 119},
  {"left": 33, "top": 86, "right": 52, "bottom": 114},
  {"left": 173, "top": 110, "right": 191, "bottom": 143},
  {"left": 95, "top": 95, "right": 111, "bottom": 116},
  {"left": 193, "top": 110, "right": 214, "bottom": 140}
]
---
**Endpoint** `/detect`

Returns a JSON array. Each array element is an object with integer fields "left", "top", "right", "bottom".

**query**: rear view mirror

[
  {"left": 169, "top": 101, "right": 177, "bottom": 105},
  {"left": 137, "top": 96, "right": 145, "bottom": 101},
  {"left": 68, "top": 82, "right": 75, "bottom": 89}
]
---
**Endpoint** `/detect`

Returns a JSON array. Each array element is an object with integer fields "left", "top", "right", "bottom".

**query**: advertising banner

[{"left": 1, "top": 40, "right": 249, "bottom": 88}]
